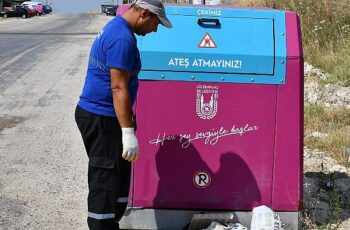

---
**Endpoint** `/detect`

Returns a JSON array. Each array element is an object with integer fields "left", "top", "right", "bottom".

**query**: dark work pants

[{"left": 75, "top": 106, "right": 131, "bottom": 230}]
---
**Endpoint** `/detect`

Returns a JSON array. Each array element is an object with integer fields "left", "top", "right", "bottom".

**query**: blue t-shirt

[{"left": 78, "top": 16, "right": 141, "bottom": 117}]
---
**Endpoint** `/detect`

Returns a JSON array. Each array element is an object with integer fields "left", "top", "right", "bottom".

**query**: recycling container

[{"left": 122, "top": 4, "right": 303, "bottom": 228}]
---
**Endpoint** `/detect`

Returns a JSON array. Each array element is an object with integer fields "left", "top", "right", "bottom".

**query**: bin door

[{"left": 133, "top": 81, "right": 277, "bottom": 210}]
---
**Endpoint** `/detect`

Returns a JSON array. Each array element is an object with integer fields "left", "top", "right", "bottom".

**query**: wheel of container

[
  {"left": 22, "top": 14, "right": 27, "bottom": 19},
  {"left": 4, "top": 14, "right": 8, "bottom": 18}
]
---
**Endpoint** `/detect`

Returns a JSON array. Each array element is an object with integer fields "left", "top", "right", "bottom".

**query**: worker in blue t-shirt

[{"left": 75, "top": 0, "right": 172, "bottom": 229}]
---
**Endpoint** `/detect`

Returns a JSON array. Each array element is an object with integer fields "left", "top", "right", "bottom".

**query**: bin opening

[{"left": 137, "top": 6, "right": 287, "bottom": 84}]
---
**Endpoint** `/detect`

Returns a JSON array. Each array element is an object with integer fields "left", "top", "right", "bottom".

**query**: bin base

[{"left": 119, "top": 208, "right": 301, "bottom": 230}]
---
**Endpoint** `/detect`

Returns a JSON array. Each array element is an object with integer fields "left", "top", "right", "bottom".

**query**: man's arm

[
  {"left": 110, "top": 68, "right": 139, "bottom": 162},
  {"left": 110, "top": 68, "right": 133, "bottom": 127}
]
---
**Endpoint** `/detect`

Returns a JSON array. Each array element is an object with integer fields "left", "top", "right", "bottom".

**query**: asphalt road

[{"left": 0, "top": 13, "right": 111, "bottom": 229}]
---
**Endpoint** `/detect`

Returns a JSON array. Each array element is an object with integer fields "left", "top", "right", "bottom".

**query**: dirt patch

[
  {"left": 0, "top": 116, "right": 25, "bottom": 134},
  {"left": 303, "top": 148, "right": 350, "bottom": 229},
  {"left": 0, "top": 196, "right": 28, "bottom": 228}
]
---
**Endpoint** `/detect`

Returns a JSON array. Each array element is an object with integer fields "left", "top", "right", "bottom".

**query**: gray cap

[{"left": 133, "top": 0, "right": 173, "bottom": 28}]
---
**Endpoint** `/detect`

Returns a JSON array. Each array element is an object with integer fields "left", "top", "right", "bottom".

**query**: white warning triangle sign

[{"left": 198, "top": 32, "right": 217, "bottom": 48}]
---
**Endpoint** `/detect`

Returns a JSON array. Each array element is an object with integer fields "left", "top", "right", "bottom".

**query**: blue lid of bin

[{"left": 137, "top": 6, "right": 287, "bottom": 84}]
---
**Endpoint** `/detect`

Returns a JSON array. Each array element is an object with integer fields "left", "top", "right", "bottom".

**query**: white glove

[{"left": 122, "top": 128, "right": 139, "bottom": 162}]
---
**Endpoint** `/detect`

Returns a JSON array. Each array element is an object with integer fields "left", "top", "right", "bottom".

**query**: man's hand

[
  {"left": 122, "top": 128, "right": 139, "bottom": 162},
  {"left": 110, "top": 68, "right": 138, "bottom": 162}
]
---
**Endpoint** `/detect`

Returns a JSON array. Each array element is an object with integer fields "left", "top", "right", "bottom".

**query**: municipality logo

[{"left": 196, "top": 85, "right": 218, "bottom": 120}]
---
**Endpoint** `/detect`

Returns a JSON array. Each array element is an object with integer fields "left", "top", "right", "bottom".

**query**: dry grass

[{"left": 304, "top": 104, "right": 350, "bottom": 165}]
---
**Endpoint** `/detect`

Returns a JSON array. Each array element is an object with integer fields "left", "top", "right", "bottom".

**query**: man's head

[
  {"left": 125, "top": 0, "right": 172, "bottom": 36},
  {"left": 133, "top": 0, "right": 172, "bottom": 29}
]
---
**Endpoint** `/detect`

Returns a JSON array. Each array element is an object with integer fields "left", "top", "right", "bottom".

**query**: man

[{"left": 75, "top": 0, "right": 172, "bottom": 229}]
